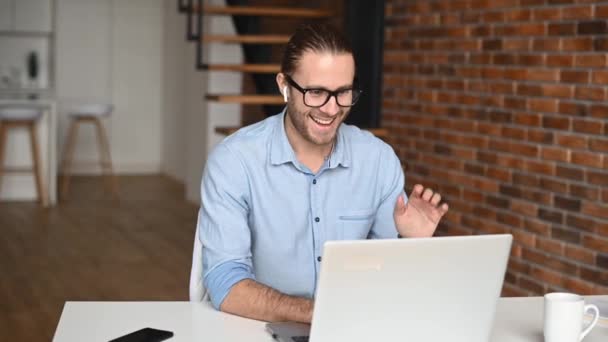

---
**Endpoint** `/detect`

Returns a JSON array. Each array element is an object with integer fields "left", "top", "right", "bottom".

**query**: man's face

[{"left": 285, "top": 51, "right": 355, "bottom": 147}]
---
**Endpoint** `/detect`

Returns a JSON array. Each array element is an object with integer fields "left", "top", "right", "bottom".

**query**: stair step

[
  {"left": 202, "top": 34, "right": 290, "bottom": 44},
  {"left": 206, "top": 94, "right": 284, "bottom": 105},
  {"left": 200, "top": 5, "right": 331, "bottom": 18},
  {"left": 205, "top": 63, "right": 280, "bottom": 73},
  {"left": 216, "top": 126, "right": 391, "bottom": 140}
]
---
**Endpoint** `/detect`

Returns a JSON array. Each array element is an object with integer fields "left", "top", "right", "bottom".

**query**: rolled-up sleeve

[
  {"left": 198, "top": 143, "right": 255, "bottom": 309},
  {"left": 368, "top": 143, "right": 405, "bottom": 239}
]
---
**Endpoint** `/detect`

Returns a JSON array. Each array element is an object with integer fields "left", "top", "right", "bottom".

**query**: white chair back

[{"left": 189, "top": 218, "right": 208, "bottom": 302}]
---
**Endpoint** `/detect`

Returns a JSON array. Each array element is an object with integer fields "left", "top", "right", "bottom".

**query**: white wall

[
  {"left": 161, "top": 0, "right": 208, "bottom": 202},
  {"left": 55, "top": 0, "right": 163, "bottom": 174},
  {"left": 161, "top": 0, "right": 241, "bottom": 203},
  {"left": 55, "top": 0, "right": 242, "bottom": 201},
  {"left": 161, "top": 0, "right": 187, "bottom": 183},
  {"left": 55, "top": 0, "right": 112, "bottom": 173},
  {"left": 110, "top": 0, "right": 163, "bottom": 173}
]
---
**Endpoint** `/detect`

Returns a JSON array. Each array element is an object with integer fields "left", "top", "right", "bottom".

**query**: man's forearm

[{"left": 220, "top": 279, "right": 313, "bottom": 323}]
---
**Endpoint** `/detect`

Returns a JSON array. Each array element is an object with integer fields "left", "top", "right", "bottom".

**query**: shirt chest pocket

[{"left": 337, "top": 209, "right": 375, "bottom": 240}]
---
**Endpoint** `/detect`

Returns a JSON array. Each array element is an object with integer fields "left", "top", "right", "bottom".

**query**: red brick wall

[{"left": 382, "top": 0, "right": 608, "bottom": 295}]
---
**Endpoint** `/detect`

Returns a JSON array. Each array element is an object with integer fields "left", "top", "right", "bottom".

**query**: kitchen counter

[
  {"left": 0, "top": 97, "right": 57, "bottom": 205},
  {"left": 0, "top": 97, "right": 56, "bottom": 105}
]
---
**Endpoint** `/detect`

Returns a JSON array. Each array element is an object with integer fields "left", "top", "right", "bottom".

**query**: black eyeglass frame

[{"left": 284, "top": 75, "right": 362, "bottom": 108}]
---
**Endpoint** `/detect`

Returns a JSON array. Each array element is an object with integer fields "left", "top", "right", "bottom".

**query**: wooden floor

[{"left": 0, "top": 175, "right": 198, "bottom": 341}]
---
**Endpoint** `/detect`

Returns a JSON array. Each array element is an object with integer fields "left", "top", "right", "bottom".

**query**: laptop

[{"left": 266, "top": 234, "right": 512, "bottom": 342}]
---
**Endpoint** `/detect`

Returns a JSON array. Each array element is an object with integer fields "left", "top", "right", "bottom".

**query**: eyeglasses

[{"left": 284, "top": 75, "right": 362, "bottom": 108}]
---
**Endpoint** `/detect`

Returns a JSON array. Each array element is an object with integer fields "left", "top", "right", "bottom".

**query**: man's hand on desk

[
  {"left": 394, "top": 184, "right": 449, "bottom": 238},
  {"left": 220, "top": 279, "right": 314, "bottom": 323}
]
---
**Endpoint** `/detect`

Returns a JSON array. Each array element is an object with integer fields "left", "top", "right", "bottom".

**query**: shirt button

[
  {"left": 312, "top": 179, "right": 317, "bottom": 185},
  {"left": 317, "top": 256, "right": 322, "bottom": 262},
  {"left": 315, "top": 217, "right": 320, "bottom": 223}
]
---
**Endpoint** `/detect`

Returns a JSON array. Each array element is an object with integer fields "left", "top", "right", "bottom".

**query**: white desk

[
  {"left": 0, "top": 98, "right": 57, "bottom": 205},
  {"left": 53, "top": 296, "right": 608, "bottom": 342}
]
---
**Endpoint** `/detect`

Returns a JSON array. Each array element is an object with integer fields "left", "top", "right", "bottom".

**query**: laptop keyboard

[{"left": 291, "top": 337, "right": 309, "bottom": 342}]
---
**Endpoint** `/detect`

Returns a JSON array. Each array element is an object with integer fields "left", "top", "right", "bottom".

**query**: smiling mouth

[{"left": 309, "top": 115, "right": 336, "bottom": 126}]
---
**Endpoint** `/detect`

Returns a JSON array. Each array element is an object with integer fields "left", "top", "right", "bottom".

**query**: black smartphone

[{"left": 108, "top": 327, "right": 174, "bottom": 342}]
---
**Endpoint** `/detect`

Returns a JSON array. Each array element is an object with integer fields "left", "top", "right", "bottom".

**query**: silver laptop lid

[{"left": 309, "top": 234, "right": 512, "bottom": 342}]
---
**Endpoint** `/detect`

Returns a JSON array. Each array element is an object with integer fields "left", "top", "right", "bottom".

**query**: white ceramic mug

[{"left": 544, "top": 292, "right": 600, "bottom": 342}]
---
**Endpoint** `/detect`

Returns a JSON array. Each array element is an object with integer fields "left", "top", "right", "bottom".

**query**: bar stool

[
  {"left": 0, "top": 106, "right": 49, "bottom": 206},
  {"left": 60, "top": 104, "right": 118, "bottom": 199}
]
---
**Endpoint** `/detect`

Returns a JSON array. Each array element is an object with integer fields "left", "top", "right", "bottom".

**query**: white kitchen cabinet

[
  {"left": 15, "top": 0, "right": 52, "bottom": 33},
  {"left": 0, "top": 0, "right": 13, "bottom": 31},
  {"left": 0, "top": 0, "right": 52, "bottom": 33}
]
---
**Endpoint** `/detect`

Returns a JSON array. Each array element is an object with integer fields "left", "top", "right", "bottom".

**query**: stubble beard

[{"left": 285, "top": 101, "right": 349, "bottom": 147}]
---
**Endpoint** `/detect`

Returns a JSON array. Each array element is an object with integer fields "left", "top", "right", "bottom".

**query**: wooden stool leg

[
  {"left": 0, "top": 123, "right": 7, "bottom": 196},
  {"left": 93, "top": 118, "right": 118, "bottom": 198},
  {"left": 60, "top": 119, "right": 80, "bottom": 199},
  {"left": 28, "top": 122, "right": 49, "bottom": 207}
]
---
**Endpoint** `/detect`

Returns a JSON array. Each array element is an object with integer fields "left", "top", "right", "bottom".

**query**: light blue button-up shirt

[{"left": 198, "top": 110, "right": 405, "bottom": 309}]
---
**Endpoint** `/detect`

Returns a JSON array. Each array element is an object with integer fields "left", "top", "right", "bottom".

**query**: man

[{"left": 197, "top": 24, "right": 448, "bottom": 323}]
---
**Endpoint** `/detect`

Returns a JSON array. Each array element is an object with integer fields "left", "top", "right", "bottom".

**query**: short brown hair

[{"left": 280, "top": 23, "right": 354, "bottom": 75}]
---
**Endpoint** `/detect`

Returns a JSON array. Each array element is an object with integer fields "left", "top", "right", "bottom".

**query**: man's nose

[{"left": 320, "top": 95, "right": 340, "bottom": 116}]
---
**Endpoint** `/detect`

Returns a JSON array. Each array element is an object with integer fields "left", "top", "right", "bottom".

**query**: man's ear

[{"left": 276, "top": 73, "right": 288, "bottom": 102}]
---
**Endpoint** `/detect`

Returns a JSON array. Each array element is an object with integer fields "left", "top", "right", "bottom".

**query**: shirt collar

[
  {"left": 330, "top": 125, "right": 350, "bottom": 168},
  {"left": 270, "top": 108, "right": 297, "bottom": 166},
  {"left": 270, "top": 108, "right": 351, "bottom": 168}
]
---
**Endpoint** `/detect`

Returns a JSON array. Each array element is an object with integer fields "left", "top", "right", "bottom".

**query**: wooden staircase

[
  {"left": 201, "top": 34, "right": 290, "bottom": 44},
  {"left": 206, "top": 94, "right": 284, "bottom": 105},
  {"left": 177, "top": 0, "right": 389, "bottom": 141},
  {"left": 204, "top": 63, "right": 279, "bottom": 73},
  {"left": 198, "top": 5, "right": 332, "bottom": 17}
]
